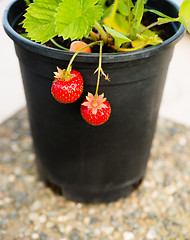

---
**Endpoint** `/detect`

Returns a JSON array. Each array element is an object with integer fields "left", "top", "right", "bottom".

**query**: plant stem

[
  {"left": 95, "top": 21, "right": 107, "bottom": 44},
  {"left": 66, "top": 40, "right": 104, "bottom": 74},
  {"left": 94, "top": 42, "right": 103, "bottom": 104},
  {"left": 50, "top": 39, "right": 69, "bottom": 51},
  {"left": 111, "top": 42, "right": 148, "bottom": 51},
  {"left": 109, "top": 0, "right": 119, "bottom": 28},
  {"left": 90, "top": 31, "right": 100, "bottom": 41},
  {"left": 140, "top": 18, "right": 179, "bottom": 34}
]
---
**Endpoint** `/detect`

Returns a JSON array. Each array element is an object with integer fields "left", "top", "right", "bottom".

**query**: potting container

[{"left": 3, "top": 0, "right": 185, "bottom": 202}]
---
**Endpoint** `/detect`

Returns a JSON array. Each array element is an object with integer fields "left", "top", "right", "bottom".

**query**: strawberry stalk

[
  {"left": 94, "top": 41, "right": 103, "bottom": 105},
  {"left": 89, "top": 31, "right": 100, "bottom": 41},
  {"left": 66, "top": 40, "right": 104, "bottom": 78},
  {"left": 94, "top": 41, "right": 110, "bottom": 104},
  {"left": 50, "top": 38, "right": 69, "bottom": 51},
  {"left": 94, "top": 21, "right": 107, "bottom": 44}
]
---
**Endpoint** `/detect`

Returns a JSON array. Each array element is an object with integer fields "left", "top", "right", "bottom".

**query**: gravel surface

[{"left": 0, "top": 108, "right": 190, "bottom": 240}]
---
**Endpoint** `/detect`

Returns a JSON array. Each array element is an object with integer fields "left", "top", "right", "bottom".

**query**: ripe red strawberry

[
  {"left": 51, "top": 67, "right": 83, "bottom": 104},
  {"left": 80, "top": 93, "right": 111, "bottom": 126}
]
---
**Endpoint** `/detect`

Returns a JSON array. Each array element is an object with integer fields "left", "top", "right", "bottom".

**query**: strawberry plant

[
  {"left": 22, "top": 0, "right": 190, "bottom": 51},
  {"left": 21, "top": 0, "right": 190, "bottom": 126}
]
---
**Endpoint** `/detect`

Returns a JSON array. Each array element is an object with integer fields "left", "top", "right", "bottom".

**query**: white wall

[{"left": 0, "top": 0, "right": 25, "bottom": 123}]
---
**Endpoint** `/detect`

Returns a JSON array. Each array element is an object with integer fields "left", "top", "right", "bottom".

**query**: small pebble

[
  {"left": 30, "top": 200, "right": 41, "bottom": 211},
  {"left": 146, "top": 229, "right": 157, "bottom": 239},
  {"left": 29, "top": 212, "right": 39, "bottom": 221},
  {"left": 31, "top": 233, "right": 39, "bottom": 239},
  {"left": 8, "top": 174, "right": 16, "bottom": 182},
  {"left": 83, "top": 217, "right": 90, "bottom": 225},
  {"left": 1, "top": 156, "right": 12, "bottom": 163},
  {"left": 39, "top": 233, "right": 48, "bottom": 240},
  {"left": 14, "top": 167, "right": 22, "bottom": 175},
  {"left": 46, "top": 222, "right": 55, "bottom": 229},
  {"left": 101, "top": 226, "right": 114, "bottom": 235},
  {"left": 39, "top": 215, "right": 47, "bottom": 223},
  {"left": 179, "top": 136, "right": 187, "bottom": 146},
  {"left": 4, "top": 197, "right": 12, "bottom": 204},
  {"left": 123, "top": 231, "right": 135, "bottom": 240},
  {"left": 9, "top": 212, "right": 19, "bottom": 219},
  {"left": 90, "top": 217, "right": 100, "bottom": 224}
]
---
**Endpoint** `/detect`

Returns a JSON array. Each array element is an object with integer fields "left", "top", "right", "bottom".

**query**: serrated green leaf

[
  {"left": 55, "top": 0, "right": 103, "bottom": 40},
  {"left": 179, "top": 0, "right": 190, "bottom": 33},
  {"left": 20, "top": 33, "right": 31, "bottom": 40},
  {"left": 23, "top": 0, "right": 61, "bottom": 43},
  {"left": 104, "top": 25, "right": 131, "bottom": 49}
]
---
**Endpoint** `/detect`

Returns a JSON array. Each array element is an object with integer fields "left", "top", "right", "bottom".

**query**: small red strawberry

[
  {"left": 80, "top": 93, "right": 111, "bottom": 126},
  {"left": 51, "top": 67, "right": 83, "bottom": 104}
]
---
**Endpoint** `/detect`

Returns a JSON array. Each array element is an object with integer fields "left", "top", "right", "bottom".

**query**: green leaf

[
  {"left": 179, "top": 0, "right": 190, "bottom": 33},
  {"left": 133, "top": 0, "right": 144, "bottom": 28},
  {"left": 144, "top": 9, "right": 174, "bottom": 20},
  {"left": 118, "top": 0, "right": 129, "bottom": 16},
  {"left": 104, "top": 25, "right": 131, "bottom": 49},
  {"left": 98, "top": 0, "right": 107, "bottom": 7},
  {"left": 20, "top": 33, "right": 31, "bottom": 40},
  {"left": 102, "top": 5, "right": 113, "bottom": 19},
  {"left": 126, "top": 0, "right": 134, "bottom": 9},
  {"left": 132, "top": 27, "right": 163, "bottom": 48},
  {"left": 104, "top": 13, "right": 130, "bottom": 33},
  {"left": 55, "top": 0, "right": 103, "bottom": 40},
  {"left": 23, "top": 0, "right": 61, "bottom": 43}
]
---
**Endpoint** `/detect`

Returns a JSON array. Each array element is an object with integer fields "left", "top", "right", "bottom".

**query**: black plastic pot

[{"left": 3, "top": 0, "right": 185, "bottom": 203}]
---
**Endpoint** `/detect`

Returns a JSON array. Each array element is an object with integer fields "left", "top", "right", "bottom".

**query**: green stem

[
  {"left": 50, "top": 39, "right": 69, "bottom": 51},
  {"left": 111, "top": 41, "right": 148, "bottom": 51},
  {"left": 109, "top": 0, "right": 119, "bottom": 28},
  {"left": 140, "top": 18, "right": 179, "bottom": 34},
  {"left": 94, "top": 42, "right": 103, "bottom": 104},
  {"left": 66, "top": 40, "right": 104, "bottom": 74},
  {"left": 90, "top": 31, "right": 99, "bottom": 41},
  {"left": 95, "top": 21, "right": 107, "bottom": 44}
]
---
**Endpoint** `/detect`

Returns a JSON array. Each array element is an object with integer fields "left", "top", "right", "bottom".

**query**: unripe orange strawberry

[{"left": 69, "top": 41, "right": 91, "bottom": 53}]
